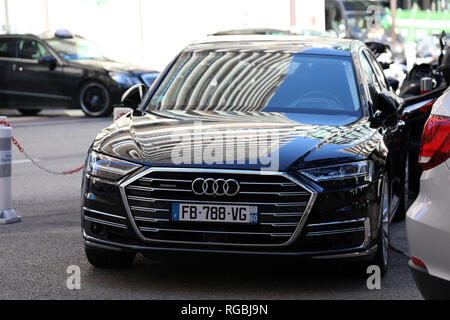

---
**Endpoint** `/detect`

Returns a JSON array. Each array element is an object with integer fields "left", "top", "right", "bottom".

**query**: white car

[{"left": 406, "top": 87, "right": 450, "bottom": 299}]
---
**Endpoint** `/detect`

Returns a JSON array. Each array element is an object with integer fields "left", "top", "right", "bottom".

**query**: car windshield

[
  {"left": 147, "top": 51, "right": 361, "bottom": 116},
  {"left": 46, "top": 37, "right": 107, "bottom": 60}
]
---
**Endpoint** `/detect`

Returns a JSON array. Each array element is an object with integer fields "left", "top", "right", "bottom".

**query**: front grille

[{"left": 122, "top": 170, "right": 313, "bottom": 246}]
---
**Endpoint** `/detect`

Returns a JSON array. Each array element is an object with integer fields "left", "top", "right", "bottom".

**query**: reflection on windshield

[
  {"left": 47, "top": 37, "right": 107, "bottom": 61},
  {"left": 148, "top": 51, "right": 361, "bottom": 116}
]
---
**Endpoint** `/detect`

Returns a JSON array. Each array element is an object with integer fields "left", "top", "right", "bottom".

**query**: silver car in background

[{"left": 406, "top": 88, "right": 450, "bottom": 300}]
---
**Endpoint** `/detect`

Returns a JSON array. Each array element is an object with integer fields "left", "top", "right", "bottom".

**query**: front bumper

[
  {"left": 81, "top": 167, "right": 382, "bottom": 260},
  {"left": 83, "top": 232, "right": 378, "bottom": 261}
]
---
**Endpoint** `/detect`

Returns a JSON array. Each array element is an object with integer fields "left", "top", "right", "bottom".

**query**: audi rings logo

[{"left": 192, "top": 178, "right": 240, "bottom": 197}]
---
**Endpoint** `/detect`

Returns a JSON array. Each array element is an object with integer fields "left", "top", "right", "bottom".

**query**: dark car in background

[
  {"left": 0, "top": 30, "right": 159, "bottom": 117},
  {"left": 81, "top": 36, "right": 405, "bottom": 275},
  {"left": 325, "top": 0, "right": 405, "bottom": 61},
  {"left": 325, "top": 0, "right": 390, "bottom": 40}
]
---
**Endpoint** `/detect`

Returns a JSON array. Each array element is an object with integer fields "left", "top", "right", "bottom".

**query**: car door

[
  {"left": 0, "top": 37, "right": 17, "bottom": 107},
  {"left": 10, "top": 38, "right": 71, "bottom": 107},
  {"left": 360, "top": 49, "right": 405, "bottom": 207}
]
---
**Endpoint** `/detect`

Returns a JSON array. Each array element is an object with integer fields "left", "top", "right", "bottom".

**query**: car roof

[
  {"left": 0, "top": 33, "right": 79, "bottom": 41},
  {"left": 184, "top": 35, "right": 360, "bottom": 57},
  {"left": 211, "top": 28, "right": 296, "bottom": 36},
  {"left": 0, "top": 33, "right": 40, "bottom": 39}
]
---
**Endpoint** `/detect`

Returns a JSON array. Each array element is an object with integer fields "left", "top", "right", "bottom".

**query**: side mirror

[
  {"left": 371, "top": 91, "right": 403, "bottom": 129},
  {"left": 380, "top": 62, "right": 392, "bottom": 70},
  {"left": 121, "top": 84, "right": 148, "bottom": 110},
  {"left": 375, "top": 91, "right": 402, "bottom": 115},
  {"left": 38, "top": 56, "right": 57, "bottom": 70},
  {"left": 388, "top": 78, "right": 399, "bottom": 91},
  {"left": 369, "top": 110, "right": 384, "bottom": 129},
  {"left": 365, "top": 41, "right": 389, "bottom": 58}
]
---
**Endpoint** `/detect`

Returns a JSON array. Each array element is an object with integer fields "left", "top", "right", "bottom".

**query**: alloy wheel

[
  {"left": 403, "top": 155, "right": 409, "bottom": 212},
  {"left": 80, "top": 83, "right": 110, "bottom": 117},
  {"left": 381, "top": 177, "right": 390, "bottom": 267}
]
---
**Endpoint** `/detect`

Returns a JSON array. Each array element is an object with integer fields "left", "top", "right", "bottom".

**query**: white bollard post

[{"left": 0, "top": 116, "right": 20, "bottom": 224}]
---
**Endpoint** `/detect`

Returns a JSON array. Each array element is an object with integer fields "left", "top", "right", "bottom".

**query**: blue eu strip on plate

[{"left": 172, "top": 203, "right": 180, "bottom": 221}]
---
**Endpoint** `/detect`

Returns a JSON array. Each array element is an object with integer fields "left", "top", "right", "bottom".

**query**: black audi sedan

[
  {"left": 0, "top": 30, "right": 159, "bottom": 116},
  {"left": 81, "top": 36, "right": 405, "bottom": 275}
]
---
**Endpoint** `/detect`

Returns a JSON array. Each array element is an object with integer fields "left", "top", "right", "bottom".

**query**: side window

[
  {"left": 364, "top": 50, "right": 389, "bottom": 91},
  {"left": 0, "top": 38, "right": 16, "bottom": 58},
  {"left": 17, "top": 39, "right": 49, "bottom": 60},
  {"left": 360, "top": 50, "right": 381, "bottom": 104}
]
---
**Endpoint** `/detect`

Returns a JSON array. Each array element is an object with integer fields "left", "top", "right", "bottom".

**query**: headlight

[
  {"left": 86, "top": 151, "right": 141, "bottom": 181},
  {"left": 109, "top": 72, "right": 139, "bottom": 87},
  {"left": 299, "top": 161, "right": 374, "bottom": 188}
]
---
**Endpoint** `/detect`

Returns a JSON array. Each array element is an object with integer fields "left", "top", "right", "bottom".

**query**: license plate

[{"left": 172, "top": 204, "right": 258, "bottom": 224}]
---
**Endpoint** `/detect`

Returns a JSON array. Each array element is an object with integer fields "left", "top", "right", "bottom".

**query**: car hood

[
  {"left": 92, "top": 110, "right": 382, "bottom": 171},
  {"left": 68, "top": 59, "right": 155, "bottom": 75}
]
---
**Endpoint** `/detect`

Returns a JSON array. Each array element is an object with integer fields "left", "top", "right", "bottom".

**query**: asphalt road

[{"left": 0, "top": 109, "right": 422, "bottom": 300}]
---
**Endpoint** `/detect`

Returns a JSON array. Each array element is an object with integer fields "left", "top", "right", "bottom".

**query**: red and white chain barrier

[{"left": 0, "top": 119, "right": 85, "bottom": 176}]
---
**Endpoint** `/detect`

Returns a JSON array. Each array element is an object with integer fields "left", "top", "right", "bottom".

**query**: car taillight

[
  {"left": 418, "top": 115, "right": 450, "bottom": 170},
  {"left": 418, "top": 100, "right": 435, "bottom": 113},
  {"left": 412, "top": 257, "right": 427, "bottom": 269}
]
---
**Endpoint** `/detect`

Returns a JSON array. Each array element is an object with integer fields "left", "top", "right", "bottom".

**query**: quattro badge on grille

[{"left": 192, "top": 178, "right": 240, "bottom": 197}]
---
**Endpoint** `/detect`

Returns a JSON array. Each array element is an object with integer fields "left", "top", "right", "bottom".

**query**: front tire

[
  {"left": 369, "top": 175, "right": 390, "bottom": 276},
  {"left": 85, "top": 247, "right": 136, "bottom": 269},
  {"left": 350, "top": 175, "right": 390, "bottom": 277},
  {"left": 78, "top": 81, "right": 112, "bottom": 117}
]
